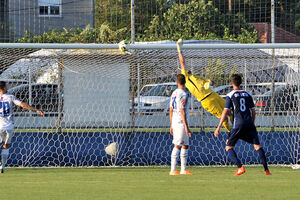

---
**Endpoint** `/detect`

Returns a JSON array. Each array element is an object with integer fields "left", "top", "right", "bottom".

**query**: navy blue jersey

[{"left": 225, "top": 90, "right": 255, "bottom": 129}]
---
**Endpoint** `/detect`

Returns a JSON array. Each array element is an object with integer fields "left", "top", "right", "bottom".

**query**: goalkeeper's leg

[{"left": 222, "top": 120, "right": 231, "bottom": 133}]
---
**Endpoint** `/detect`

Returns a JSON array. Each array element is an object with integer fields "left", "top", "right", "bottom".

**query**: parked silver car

[{"left": 134, "top": 82, "right": 202, "bottom": 114}]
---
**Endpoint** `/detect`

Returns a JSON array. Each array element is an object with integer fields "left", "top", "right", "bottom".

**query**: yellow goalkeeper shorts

[
  {"left": 201, "top": 92, "right": 231, "bottom": 132},
  {"left": 201, "top": 92, "right": 225, "bottom": 118}
]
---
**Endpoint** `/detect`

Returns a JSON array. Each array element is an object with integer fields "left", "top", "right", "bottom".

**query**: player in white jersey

[
  {"left": 0, "top": 81, "right": 44, "bottom": 173},
  {"left": 169, "top": 74, "right": 192, "bottom": 175}
]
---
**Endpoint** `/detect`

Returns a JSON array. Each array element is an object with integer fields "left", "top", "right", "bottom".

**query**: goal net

[{"left": 0, "top": 42, "right": 299, "bottom": 167}]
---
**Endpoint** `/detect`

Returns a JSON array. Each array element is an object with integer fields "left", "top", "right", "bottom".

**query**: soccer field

[{"left": 1, "top": 167, "right": 299, "bottom": 200}]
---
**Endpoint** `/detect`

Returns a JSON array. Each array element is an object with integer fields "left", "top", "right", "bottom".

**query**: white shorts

[
  {"left": 172, "top": 124, "right": 189, "bottom": 146},
  {"left": 0, "top": 130, "right": 14, "bottom": 145}
]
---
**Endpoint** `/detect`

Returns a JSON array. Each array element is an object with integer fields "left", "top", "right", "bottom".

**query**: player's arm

[
  {"left": 178, "top": 51, "right": 186, "bottom": 71},
  {"left": 214, "top": 109, "right": 230, "bottom": 137},
  {"left": 251, "top": 109, "right": 256, "bottom": 122},
  {"left": 180, "top": 108, "right": 191, "bottom": 137},
  {"left": 19, "top": 102, "right": 45, "bottom": 116},
  {"left": 249, "top": 95, "right": 256, "bottom": 122},
  {"left": 169, "top": 106, "right": 173, "bottom": 135},
  {"left": 178, "top": 95, "right": 191, "bottom": 137}
]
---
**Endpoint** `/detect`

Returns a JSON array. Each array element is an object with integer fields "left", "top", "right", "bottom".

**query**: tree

[
  {"left": 94, "top": 0, "right": 172, "bottom": 40},
  {"left": 205, "top": 59, "right": 238, "bottom": 87},
  {"left": 17, "top": 24, "right": 128, "bottom": 44},
  {"left": 143, "top": 0, "right": 258, "bottom": 43},
  {"left": 94, "top": 0, "right": 130, "bottom": 30}
]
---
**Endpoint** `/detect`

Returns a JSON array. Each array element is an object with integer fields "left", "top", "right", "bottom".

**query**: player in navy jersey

[{"left": 214, "top": 74, "right": 271, "bottom": 176}]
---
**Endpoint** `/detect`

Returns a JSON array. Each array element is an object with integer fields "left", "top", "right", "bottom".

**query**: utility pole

[
  {"left": 271, "top": 0, "right": 275, "bottom": 44},
  {"left": 131, "top": 0, "right": 135, "bottom": 43}
]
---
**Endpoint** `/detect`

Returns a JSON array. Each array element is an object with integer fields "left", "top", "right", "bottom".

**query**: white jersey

[
  {"left": 170, "top": 89, "right": 189, "bottom": 126},
  {"left": 0, "top": 94, "right": 22, "bottom": 130}
]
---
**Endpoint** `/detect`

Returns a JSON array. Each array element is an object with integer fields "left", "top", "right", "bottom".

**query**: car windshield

[
  {"left": 144, "top": 85, "right": 177, "bottom": 97},
  {"left": 215, "top": 86, "right": 232, "bottom": 95},
  {"left": 140, "top": 85, "right": 155, "bottom": 96}
]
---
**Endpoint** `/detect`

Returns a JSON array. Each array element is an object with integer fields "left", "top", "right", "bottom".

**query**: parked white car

[{"left": 134, "top": 82, "right": 202, "bottom": 114}]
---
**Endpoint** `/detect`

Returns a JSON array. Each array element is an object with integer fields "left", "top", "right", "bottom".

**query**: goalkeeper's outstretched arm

[
  {"left": 177, "top": 39, "right": 186, "bottom": 71},
  {"left": 178, "top": 51, "right": 186, "bottom": 71}
]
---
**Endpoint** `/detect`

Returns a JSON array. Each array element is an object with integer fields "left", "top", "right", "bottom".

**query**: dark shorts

[{"left": 227, "top": 125, "right": 260, "bottom": 147}]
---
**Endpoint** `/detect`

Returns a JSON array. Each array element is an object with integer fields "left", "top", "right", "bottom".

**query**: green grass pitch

[{"left": 1, "top": 167, "right": 299, "bottom": 200}]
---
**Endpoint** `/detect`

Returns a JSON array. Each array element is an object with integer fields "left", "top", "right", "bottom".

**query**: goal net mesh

[{"left": 0, "top": 44, "right": 299, "bottom": 167}]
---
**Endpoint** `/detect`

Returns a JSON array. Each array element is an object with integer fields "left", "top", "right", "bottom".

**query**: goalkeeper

[{"left": 177, "top": 39, "right": 232, "bottom": 132}]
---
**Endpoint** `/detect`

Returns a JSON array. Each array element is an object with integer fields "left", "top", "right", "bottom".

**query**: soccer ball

[
  {"left": 118, "top": 40, "right": 129, "bottom": 52},
  {"left": 105, "top": 142, "right": 118, "bottom": 156}
]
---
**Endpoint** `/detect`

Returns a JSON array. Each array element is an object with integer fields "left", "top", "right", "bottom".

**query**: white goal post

[{"left": 0, "top": 42, "right": 299, "bottom": 167}]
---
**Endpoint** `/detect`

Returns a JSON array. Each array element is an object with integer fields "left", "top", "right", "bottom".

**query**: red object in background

[{"left": 256, "top": 100, "right": 266, "bottom": 107}]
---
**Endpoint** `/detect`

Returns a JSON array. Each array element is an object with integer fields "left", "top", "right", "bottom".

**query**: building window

[
  {"left": 50, "top": 6, "right": 60, "bottom": 15},
  {"left": 39, "top": 0, "right": 61, "bottom": 17},
  {"left": 39, "top": 6, "right": 48, "bottom": 15}
]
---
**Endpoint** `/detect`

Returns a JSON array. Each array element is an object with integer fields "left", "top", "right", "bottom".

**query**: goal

[{"left": 0, "top": 42, "right": 299, "bottom": 167}]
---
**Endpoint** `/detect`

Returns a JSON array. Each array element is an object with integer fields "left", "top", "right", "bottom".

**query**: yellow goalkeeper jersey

[{"left": 181, "top": 69, "right": 213, "bottom": 101}]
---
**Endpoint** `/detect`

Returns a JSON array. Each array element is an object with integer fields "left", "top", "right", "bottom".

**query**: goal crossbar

[{"left": 1, "top": 43, "right": 300, "bottom": 49}]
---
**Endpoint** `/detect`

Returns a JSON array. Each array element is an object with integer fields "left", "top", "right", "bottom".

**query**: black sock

[
  {"left": 228, "top": 149, "right": 242, "bottom": 168},
  {"left": 257, "top": 148, "right": 269, "bottom": 171}
]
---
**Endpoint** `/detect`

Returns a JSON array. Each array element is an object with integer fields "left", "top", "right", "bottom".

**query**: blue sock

[
  {"left": 257, "top": 148, "right": 269, "bottom": 171},
  {"left": 228, "top": 149, "right": 242, "bottom": 168}
]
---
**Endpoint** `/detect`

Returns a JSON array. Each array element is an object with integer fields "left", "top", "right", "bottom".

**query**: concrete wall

[
  {"left": 134, "top": 115, "right": 300, "bottom": 128},
  {"left": 62, "top": 56, "right": 131, "bottom": 127},
  {"left": 6, "top": 131, "right": 300, "bottom": 167}
]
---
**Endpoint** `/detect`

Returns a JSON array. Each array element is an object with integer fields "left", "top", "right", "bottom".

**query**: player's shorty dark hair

[
  {"left": 231, "top": 74, "right": 242, "bottom": 86},
  {"left": 177, "top": 74, "right": 186, "bottom": 85},
  {"left": 0, "top": 81, "right": 6, "bottom": 90}
]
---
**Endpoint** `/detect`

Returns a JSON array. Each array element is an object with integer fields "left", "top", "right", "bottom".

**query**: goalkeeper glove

[{"left": 177, "top": 39, "right": 183, "bottom": 52}]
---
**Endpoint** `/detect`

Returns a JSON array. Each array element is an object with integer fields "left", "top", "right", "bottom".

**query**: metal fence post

[
  {"left": 191, "top": 59, "right": 194, "bottom": 112},
  {"left": 270, "top": 0, "right": 276, "bottom": 131},
  {"left": 270, "top": 49, "right": 275, "bottom": 131},
  {"left": 298, "top": 58, "right": 300, "bottom": 114},
  {"left": 57, "top": 57, "right": 64, "bottom": 133},
  {"left": 137, "top": 63, "right": 140, "bottom": 113},
  {"left": 201, "top": 64, "right": 205, "bottom": 132},
  {"left": 28, "top": 61, "right": 32, "bottom": 117},
  {"left": 244, "top": 58, "right": 247, "bottom": 90}
]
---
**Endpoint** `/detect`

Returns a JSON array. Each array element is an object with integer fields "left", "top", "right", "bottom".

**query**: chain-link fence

[{"left": 0, "top": 43, "right": 299, "bottom": 167}]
